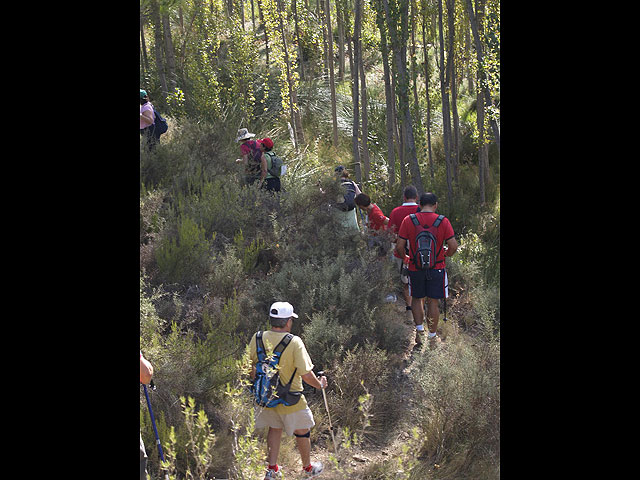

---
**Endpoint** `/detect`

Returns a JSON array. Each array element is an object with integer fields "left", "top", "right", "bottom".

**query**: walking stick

[
  {"left": 143, "top": 381, "right": 170, "bottom": 480},
  {"left": 317, "top": 371, "right": 338, "bottom": 455}
]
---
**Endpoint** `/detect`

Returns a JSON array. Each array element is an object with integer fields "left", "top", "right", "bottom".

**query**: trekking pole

[
  {"left": 443, "top": 296, "right": 447, "bottom": 322},
  {"left": 317, "top": 371, "right": 338, "bottom": 455},
  {"left": 142, "top": 381, "right": 170, "bottom": 480}
]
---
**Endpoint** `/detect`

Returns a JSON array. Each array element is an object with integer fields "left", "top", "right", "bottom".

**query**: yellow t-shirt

[{"left": 249, "top": 330, "right": 314, "bottom": 414}]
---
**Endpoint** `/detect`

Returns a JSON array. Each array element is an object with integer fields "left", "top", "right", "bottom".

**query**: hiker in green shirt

[{"left": 257, "top": 137, "right": 281, "bottom": 192}]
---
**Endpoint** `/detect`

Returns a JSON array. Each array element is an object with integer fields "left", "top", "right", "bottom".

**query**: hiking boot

[
  {"left": 415, "top": 330, "right": 425, "bottom": 345},
  {"left": 428, "top": 334, "right": 442, "bottom": 348},
  {"left": 303, "top": 461, "right": 324, "bottom": 477},
  {"left": 263, "top": 468, "right": 282, "bottom": 480}
]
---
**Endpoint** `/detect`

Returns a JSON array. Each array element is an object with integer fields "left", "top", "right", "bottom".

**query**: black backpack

[
  {"left": 152, "top": 109, "right": 169, "bottom": 138},
  {"left": 336, "top": 180, "right": 357, "bottom": 211},
  {"left": 409, "top": 213, "right": 445, "bottom": 270},
  {"left": 252, "top": 332, "right": 301, "bottom": 408}
]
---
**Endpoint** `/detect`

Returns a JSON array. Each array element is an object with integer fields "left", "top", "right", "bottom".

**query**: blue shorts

[{"left": 407, "top": 268, "right": 448, "bottom": 299}]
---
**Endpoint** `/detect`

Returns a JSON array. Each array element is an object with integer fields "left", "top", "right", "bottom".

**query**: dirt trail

[{"left": 296, "top": 301, "right": 428, "bottom": 480}]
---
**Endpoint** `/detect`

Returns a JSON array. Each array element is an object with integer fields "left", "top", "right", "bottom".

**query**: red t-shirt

[
  {"left": 367, "top": 204, "right": 388, "bottom": 231},
  {"left": 397, "top": 211, "right": 455, "bottom": 271},
  {"left": 388, "top": 203, "right": 420, "bottom": 259}
]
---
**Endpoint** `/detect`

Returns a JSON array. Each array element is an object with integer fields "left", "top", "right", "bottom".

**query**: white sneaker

[
  {"left": 303, "top": 461, "right": 324, "bottom": 477},
  {"left": 428, "top": 334, "right": 442, "bottom": 348},
  {"left": 263, "top": 468, "right": 282, "bottom": 479}
]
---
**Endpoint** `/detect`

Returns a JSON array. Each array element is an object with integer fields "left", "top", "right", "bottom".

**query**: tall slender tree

[
  {"left": 352, "top": 0, "right": 362, "bottom": 183},
  {"left": 326, "top": 0, "right": 339, "bottom": 147},
  {"left": 385, "top": 0, "right": 423, "bottom": 193},
  {"left": 438, "top": 0, "right": 454, "bottom": 207}
]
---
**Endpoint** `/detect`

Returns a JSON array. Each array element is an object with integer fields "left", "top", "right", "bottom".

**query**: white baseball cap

[{"left": 269, "top": 301, "right": 299, "bottom": 319}]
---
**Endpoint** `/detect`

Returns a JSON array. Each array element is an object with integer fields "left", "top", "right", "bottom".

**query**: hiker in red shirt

[
  {"left": 355, "top": 193, "right": 390, "bottom": 257},
  {"left": 388, "top": 186, "right": 420, "bottom": 315},
  {"left": 396, "top": 192, "right": 458, "bottom": 347},
  {"left": 355, "top": 193, "right": 388, "bottom": 231}
]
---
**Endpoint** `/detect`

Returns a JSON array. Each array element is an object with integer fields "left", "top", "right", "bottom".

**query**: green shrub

[
  {"left": 328, "top": 343, "right": 397, "bottom": 441},
  {"left": 155, "top": 215, "right": 212, "bottom": 286},
  {"left": 410, "top": 339, "right": 500, "bottom": 478}
]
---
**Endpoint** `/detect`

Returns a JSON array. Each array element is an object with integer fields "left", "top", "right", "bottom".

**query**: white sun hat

[
  {"left": 269, "top": 302, "right": 299, "bottom": 319},
  {"left": 236, "top": 128, "right": 256, "bottom": 142}
]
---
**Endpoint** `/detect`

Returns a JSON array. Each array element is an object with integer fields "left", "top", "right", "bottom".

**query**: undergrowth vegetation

[{"left": 140, "top": 77, "right": 499, "bottom": 480}]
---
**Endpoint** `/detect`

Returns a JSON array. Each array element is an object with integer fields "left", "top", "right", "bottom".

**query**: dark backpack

[
  {"left": 336, "top": 180, "right": 357, "bottom": 211},
  {"left": 152, "top": 109, "right": 169, "bottom": 138},
  {"left": 252, "top": 331, "right": 301, "bottom": 408},
  {"left": 265, "top": 151, "right": 284, "bottom": 178},
  {"left": 409, "top": 213, "right": 445, "bottom": 270},
  {"left": 245, "top": 140, "right": 262, "bottom": 175}
]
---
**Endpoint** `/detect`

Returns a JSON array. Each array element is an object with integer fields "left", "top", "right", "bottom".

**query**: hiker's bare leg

[
  {"left": 267, "top": 427, "right": 283, "bottom": 465},
  {"left": 294, "top": 429, "right": 311, "bottom": 467},
  {"left": 425, "top": 297, "right": 440, "bottom": 334},
  {"left": 410, "top": 296, "right": 424, "bottom": 327}
]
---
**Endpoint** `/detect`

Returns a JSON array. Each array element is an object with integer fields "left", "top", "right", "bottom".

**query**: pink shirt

[{"left": 140, "top": 102, "right": 154, "bottom": 129}]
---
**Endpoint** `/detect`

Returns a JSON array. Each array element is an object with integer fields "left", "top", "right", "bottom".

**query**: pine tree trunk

[
  {"left": 326, "top": 0, "right": 339, "bottom": 147},
  {"left": 421, "top": 17, "right": 434, "bottom": 181},
  {"left": 293, "top": 0, "right": 305, "bottom": 80},
  {"left": 251, "top": 0, "right": 256, "bottom": 31},
  {"left": 386, "top": 0, "right": 423, "bottom": 194},
  {"left": 352, "top": 0, "right": 362, "bottom": 183},
  {"left": 162, "top": 13, "right": 177, "bottom": 91},
  {"left": 357, "top": 1, "right": 370, "bottom": 180},
  {"left": 465, "top": 0, "right": 500, "bottom": 154},
  {"left": 447, "top": 0, "right": 460, "bottom": 189},
  {"left": 360, "top": 57, "right": 371, "bottom": 180},
  {"left": 258, "top": 0, "right": 270, "bottom": 67},
  {"left": 151, "top": 0, "right": 168, "bottom": 99},
  {"left": 140, "top": 16, "right": 149, "bottom": 74},
  {"left": 276, "top": 0, "right": 304, "bottom": 146},
  {"left": 375, "top": 0, "right": 396, "bottom": 187},
  {"left": 337, "top": 0, "right": 345, "bottom": 81},
  {"left": 438, "top": 0, "right": 454, "bottom": 207}
]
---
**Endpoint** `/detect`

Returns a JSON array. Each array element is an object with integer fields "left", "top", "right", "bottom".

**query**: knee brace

[{"left": 294, "top": 431, "right": 310, "bottom": 438}]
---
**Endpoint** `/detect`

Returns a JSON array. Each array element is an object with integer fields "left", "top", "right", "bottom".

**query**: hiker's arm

[
  {"left": 301, "top": 371, "right": 327, "bottom": 389},
  {"left": 140, "top": 355, "right": 154, "bottom": 384},
  {"left": 237, "top": 151, "right": 249, "bottom": 164},
  {"left": 259, "top": 153, "right": 268, "bottom": 184},
  {"left": 140, "top": 110, "right": 154, "bottom": 127},
  {"left": 444, "top": 236, "right": 458, "bottom": 257},
  {"left": 249, "top": 365, "right": 256, "bottom": 381}
]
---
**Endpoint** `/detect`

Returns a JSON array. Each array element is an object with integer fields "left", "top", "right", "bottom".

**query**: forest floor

[{"left": 273, "top": 295, "right": 469, "bottom": 480}]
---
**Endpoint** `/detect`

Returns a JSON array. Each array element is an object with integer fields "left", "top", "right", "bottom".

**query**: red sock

[
  {"left": 268, "top": 464, "right": 279, "bottom": 472},
  {"left": 303, "top": 464, "right": 312, "bottom": 472}
]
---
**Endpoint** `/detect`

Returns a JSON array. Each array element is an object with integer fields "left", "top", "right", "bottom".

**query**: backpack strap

[
  {"left": 410, "top": 213, "right": 420, "bottom": 226},
  {"left": 256, "top": 331, "right": 266, "bottom": 361},
  {"left": 273, "top": 333, "right": 293, "bottom": 355},
  {"left": 256, "top": 332, "right": 294, "bottom": 360},
  {"left": 432, "top": 215, "right": 446, "bottom": 262}
]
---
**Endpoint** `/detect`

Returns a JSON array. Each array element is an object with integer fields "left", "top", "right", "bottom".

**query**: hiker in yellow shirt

[{"left": 249, "top": 302, "right": 328, "bottom": 479}]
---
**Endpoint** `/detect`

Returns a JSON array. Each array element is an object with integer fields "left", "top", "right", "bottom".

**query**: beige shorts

[{"left": 254, "top": 406, "right": 315, "bottom": 436}]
